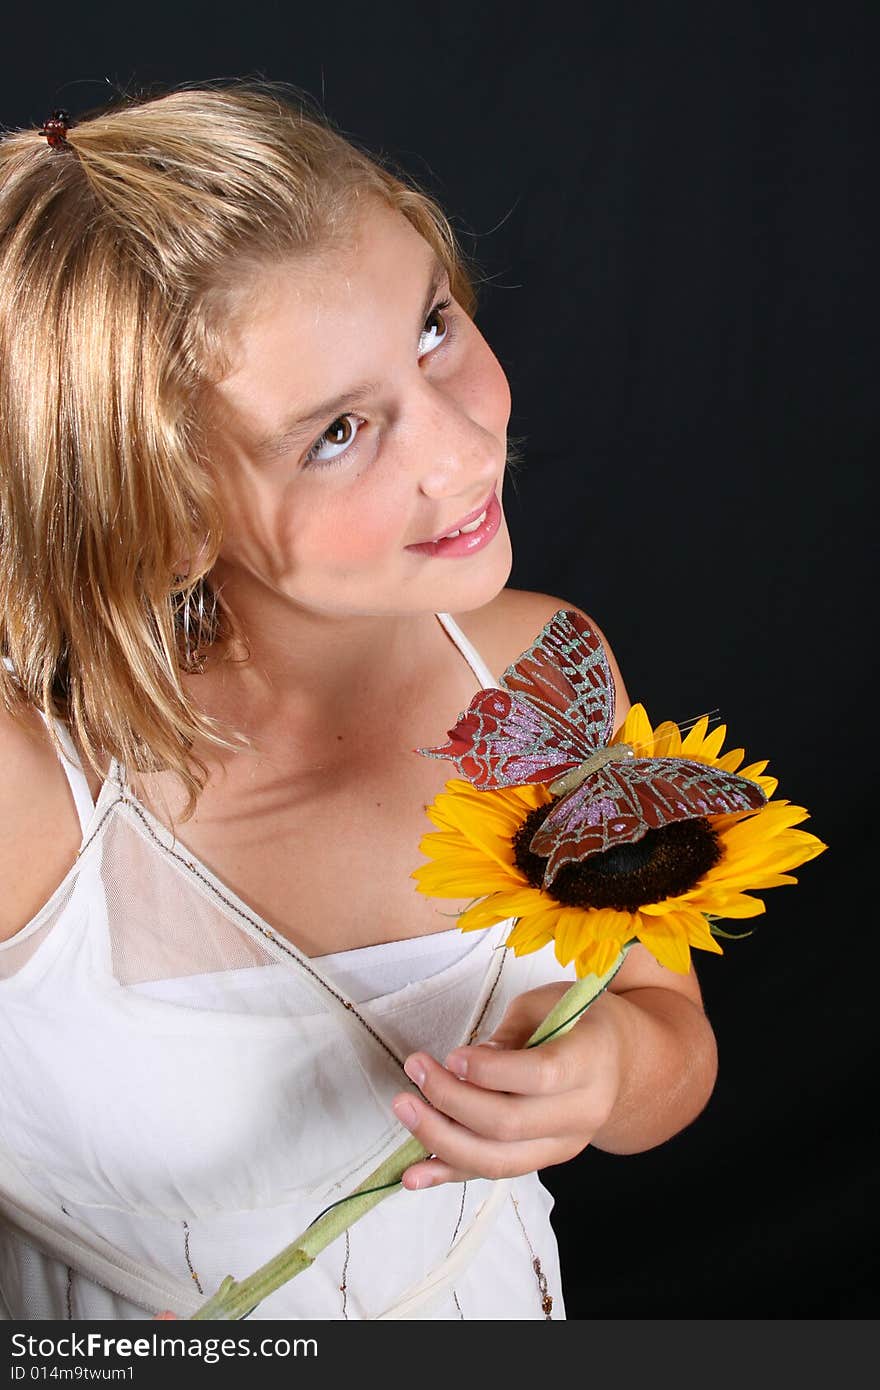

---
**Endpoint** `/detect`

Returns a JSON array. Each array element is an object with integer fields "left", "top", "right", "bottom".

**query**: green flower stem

[
  {"left": 190, "top": 1136, "right": 428, "bottom": 1320},
  {"left": 189, "top": 942, "right": 631, "bottom": 1321},
  {"left": 524, "top": 942, "right": 633, "bottom": 1048}
]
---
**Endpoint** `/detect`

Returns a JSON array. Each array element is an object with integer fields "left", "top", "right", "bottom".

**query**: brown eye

[
  {"left": 419, "top": 298, "right": 453, "bottom": 356},
  {"left": 303, "top": 413, "right": 363, "bottom": 468}
]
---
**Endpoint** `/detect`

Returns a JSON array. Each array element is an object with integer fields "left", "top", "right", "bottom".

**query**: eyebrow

[{"left": 253, "top": 253, "right": 450, "bottom": 460}]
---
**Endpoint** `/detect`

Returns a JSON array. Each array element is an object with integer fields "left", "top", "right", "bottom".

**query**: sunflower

[{"left": 412, "top": 704, "right": 827, "bottom": 978}]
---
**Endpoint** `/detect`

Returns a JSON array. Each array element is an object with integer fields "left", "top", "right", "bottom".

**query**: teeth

[{"left": 439, "top": 505, "right": 486, "bottom": 536}]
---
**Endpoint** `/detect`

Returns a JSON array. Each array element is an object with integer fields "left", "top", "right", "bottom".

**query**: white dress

[{"left": 0, "top": 613, "right": 578, "bottom": 1321}]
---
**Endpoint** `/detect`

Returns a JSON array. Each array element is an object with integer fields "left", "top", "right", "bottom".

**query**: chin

[{"left": 432, "top": 531, "right": 514, "bottom": 614}]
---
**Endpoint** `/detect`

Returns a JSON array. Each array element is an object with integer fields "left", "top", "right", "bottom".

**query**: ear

[{"left": 171, "top": 535, "right": 212, "bottom": 581}]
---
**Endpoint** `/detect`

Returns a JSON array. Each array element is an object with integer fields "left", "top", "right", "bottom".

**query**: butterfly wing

[
  {"left": 529, "top": 757, "right": 768, "bottom": 888},
  {"left": 499, "top": 608, "right": 616, "bottom": 750},
  {"left": 415, "top": 687, "right": 591, "bottom": 789},
  {"left": 415, "top": 609, "right": 615, "bottom": 789}
]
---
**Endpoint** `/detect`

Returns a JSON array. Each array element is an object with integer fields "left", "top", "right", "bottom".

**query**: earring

[{"left": 174, "top": 574, "right": 217, "bottom": 674}]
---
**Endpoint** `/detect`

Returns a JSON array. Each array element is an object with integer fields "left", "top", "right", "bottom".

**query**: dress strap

[
  {"left": 434, "top": 612, "right": 499, "bottom": 691},
  {"left": 35, "top": 712, "right": 96, "bottom": 839}
]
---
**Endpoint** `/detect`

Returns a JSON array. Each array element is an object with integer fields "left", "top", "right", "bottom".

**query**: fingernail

[
  {"left": 445, "top": 1052, "right": 468, "bottom": 1079},
  {"left": 393, "top": 1098, "right": 419, "bottom": 1130},
  {"left": 403, "top": 1057, "right": 426, "bottom": 1088}
]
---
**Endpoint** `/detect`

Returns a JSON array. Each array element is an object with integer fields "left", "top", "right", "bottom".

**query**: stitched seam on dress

[
  {"left": 448, "top": 1183, "right": 468, "bottom": 1321},
  {"left": 449, "top": 1183, "right": 467, "bottom": 1248},
  {"left": 510, "top": 1191, "right": 553, "bottom": 1319},
  {"left": 340, "top": 1230, "right": 350, "bottom": 1320},
  {"left": 65, "top": 1267, "right": 73, "bottom": 1319},
  {"left": 121, "top": 797, "right": 406, "bottom": 1073},
  {"left": 182, "top": 1220, "right": 204, "bottom": 1295},
  {"left": 466, "top": 946, "right": 506, "bottom": 1044},
  {"left": 75, "top": 795, "right": 126, "bottom": 861},
  {"left": 313, "top": 1123, "right": 403, "bottom": 1197}
]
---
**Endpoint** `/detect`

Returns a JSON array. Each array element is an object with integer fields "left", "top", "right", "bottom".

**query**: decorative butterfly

[{"left": 416, "top": 609, "right": 767, "bottom": 890}]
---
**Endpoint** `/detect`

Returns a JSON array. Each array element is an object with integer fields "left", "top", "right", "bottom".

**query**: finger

[
  {"left": 397, "top": 1055, "right": 585, "bottom": 1143},
  {"left": 441, "top": 1031, "right": 588, "bottom": 1097},
  {"left": 400, "top": 1150, "right": 582, "bottom": 1189},
  {"left": 400, "top": 1157, "right": 465, "bottom": 1189},
  {"left": 392, "top": 1090, "right": 578, "bottom": 1181}
]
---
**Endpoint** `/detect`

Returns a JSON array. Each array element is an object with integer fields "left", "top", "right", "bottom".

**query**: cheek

[{"left": 285, "top": 477, "right": 405, "bottom": 569}]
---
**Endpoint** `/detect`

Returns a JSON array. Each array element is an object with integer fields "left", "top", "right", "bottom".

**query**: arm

[{"left": 392, "top": 589, "right": 719, "bottom": 1185}]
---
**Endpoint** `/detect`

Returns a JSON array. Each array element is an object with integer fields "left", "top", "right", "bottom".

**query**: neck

[{"left": 198, "top": 571, "right": 440, "bottom": 743}]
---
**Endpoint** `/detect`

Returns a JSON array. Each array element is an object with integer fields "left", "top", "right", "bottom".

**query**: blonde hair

[{"left": 0, "top": 81, "right": 483, "bottom": 820}]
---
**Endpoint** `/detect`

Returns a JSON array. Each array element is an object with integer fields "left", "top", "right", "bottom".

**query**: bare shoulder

[
  {"left": 452, "top": 587, "right": 632, "bottom": 733},
  {"left": 0, "top": 698, "right": 85, "bottom": 943}
]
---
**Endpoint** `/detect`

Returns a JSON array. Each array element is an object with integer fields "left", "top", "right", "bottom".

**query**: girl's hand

[{"left": 391, "top": 982, "right": 624, "bottom": 1189}]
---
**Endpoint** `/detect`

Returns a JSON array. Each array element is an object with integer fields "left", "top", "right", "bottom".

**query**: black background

[{"left": 3, "top": 1, "right": 876, "bottom": 1318}]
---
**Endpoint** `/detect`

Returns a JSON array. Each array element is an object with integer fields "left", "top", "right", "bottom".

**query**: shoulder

[
  {"left": 451, "top": 587, "right": 632, "bottom": 734},
  {"left": 0, "top": 695, "right": 85, "bottom": 942}
]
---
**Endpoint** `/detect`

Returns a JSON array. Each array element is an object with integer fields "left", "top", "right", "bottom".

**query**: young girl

[{"left": 0, "top": 83, "right": 718, "bottom": 1321}]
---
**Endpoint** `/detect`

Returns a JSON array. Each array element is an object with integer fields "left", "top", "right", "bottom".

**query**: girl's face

[{"left": 204, "top": 198, "right": 513, "bottom": 623}]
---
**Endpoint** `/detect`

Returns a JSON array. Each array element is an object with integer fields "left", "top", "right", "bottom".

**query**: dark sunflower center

[{"left": 512, "top": 798, "right": 723, "bottom": 911}]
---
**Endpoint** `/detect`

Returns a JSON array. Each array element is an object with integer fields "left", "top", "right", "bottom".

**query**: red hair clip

[{"left": 40, "top": 110, "right": 71, "bottom": 149}]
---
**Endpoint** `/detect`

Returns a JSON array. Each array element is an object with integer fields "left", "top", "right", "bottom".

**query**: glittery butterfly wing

[
  {"left": 415, "top": 609, "right": 615, "bottom": 789},
  {"left": 529, "top": 756, "right": 768, "bottom": 888}
]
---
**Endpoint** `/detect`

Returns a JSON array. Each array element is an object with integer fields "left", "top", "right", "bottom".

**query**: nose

[{"left": 411, "top": 383, "right": 501, "bottom": 504}]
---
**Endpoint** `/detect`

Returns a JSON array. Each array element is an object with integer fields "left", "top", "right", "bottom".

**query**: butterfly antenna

[
  {"left": 625, "top": 709, "right": 723, "bottom": 755},
  {"left": 675, "top": 707, "right": 723, "bottom": 735}
]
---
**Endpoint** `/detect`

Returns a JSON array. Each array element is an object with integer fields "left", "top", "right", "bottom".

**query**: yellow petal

[
  {"left": 463, "top": 887, "right": 550, "bottom": 925},
  {"left": 709, "top": 804, "right": 772, "bottom": 833},
  {"left": 506, "top": 914, "right": 559, "bottom": 955},
  {"left": 715, "top": 748, "right": 745, "bottom": 772},
  {"left": 434, "top": 817, "right": 518, "bottom": 874},
  {"left": 454, "top": 899, "right": 528, "bottom": 933},
  {"left": 699, "top": 723, "right": 729, "bottom": 760},
  {"left": 686, "top": 891, "right": 766, "bottom": 919},
  {"left": 551, "top": 909, "right": 606, "bottom": 966},
  {"left": 575, "top": 937, "right": 626, "bottom": 978},
  {"left": 680, "top": 715, "right": 711, "bottom": 754},
  {"left": 508, "top": 928, "right": 554, "bottom": 958},
  {"left": 638, "top": 898, "right": 685, "bottom": 916},
  {"left": 720, "top": 802, "right": 812, "bottom": 847},
  {"left": 635, "top": 913, "right": 693, "bottom": 973},
  {"left": 679, "top": 911, "right": 724, "bottom": 956},
  {"left": 616, "top": 703, "right": 655, "bottom": 755},
  {"left": 412, "top": 868, "right": 525, "bottom": 897},
  {"left": 738, "top": 759, "right": 769, "bottom": 781},
  {"left": 451, "top": 905, "right": 506, "bottom": 933},
  {"left": 740, "top": 872, "right": 798, "bottom": 888},
  {"left": 413, "top": 845, "right": 519, "bottom": 877},
  {"left": 652, "top": 721, "right": 684, "bottom": 757}
]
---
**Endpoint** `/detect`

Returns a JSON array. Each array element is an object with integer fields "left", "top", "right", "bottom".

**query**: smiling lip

[
  {"left": 405, "top": 490, "right": 501, "bottom": 559},
  {"left": 414, "top": 489, "right": 497, "bottom": 546}
]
